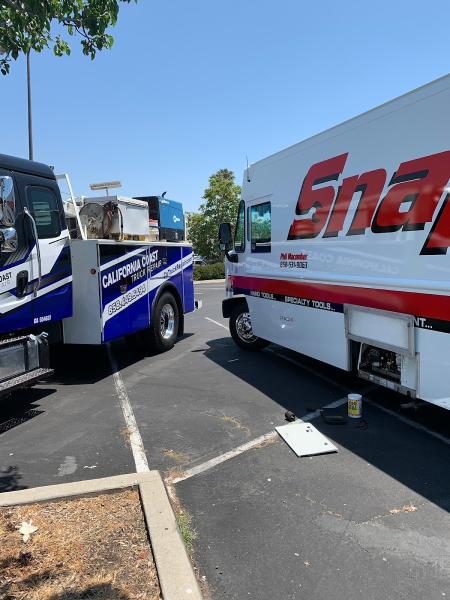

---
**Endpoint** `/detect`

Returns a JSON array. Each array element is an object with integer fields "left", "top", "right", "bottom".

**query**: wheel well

[
  {"left": 152, "top": 283, "right": 184, "bottom": 336},
  {"left": 222, "top": 295, "right": 248, "bottom": 318}
]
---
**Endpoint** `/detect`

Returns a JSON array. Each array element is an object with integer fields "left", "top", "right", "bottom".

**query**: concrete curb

[
  {"left": 140, "top": 472, "right": 202, "bottom": 599},
  {"left": 0, "top": 473, "right": 140, "bottom": 506},
  {"left": 194, "top": 279, "right": 225, "bottom": 284},
  {"left": 0, "top": 471, "right": 203, "bottom": 600}
]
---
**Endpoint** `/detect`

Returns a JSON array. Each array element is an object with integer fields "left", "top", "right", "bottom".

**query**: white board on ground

[{"left": 276, "top": 422, "right": 338, "bottom": 457}]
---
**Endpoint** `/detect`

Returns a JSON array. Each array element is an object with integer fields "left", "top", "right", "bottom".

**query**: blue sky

[{"left": 2, "top": 0, "right": 449, "bottom": 211}]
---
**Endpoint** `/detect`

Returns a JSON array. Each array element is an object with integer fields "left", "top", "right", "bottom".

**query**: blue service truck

[{"left": 0, "top": 154, "right": 196, "bottom": 396}]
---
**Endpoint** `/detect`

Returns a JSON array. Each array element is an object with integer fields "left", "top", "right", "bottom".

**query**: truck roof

[
  {"left": 249, "top": 72, "right": 450, "bottom": 169},
  {"left": 0, "top": 153, "right": 55, "bottom": 180}
]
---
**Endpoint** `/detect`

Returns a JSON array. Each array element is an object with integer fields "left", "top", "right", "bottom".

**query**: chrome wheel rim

[
  {"left": 160, "top": 304, "right": 175, "bottom": 340},
  {"left": 235, "top": 312, "right": 256, "bottom": 342}
]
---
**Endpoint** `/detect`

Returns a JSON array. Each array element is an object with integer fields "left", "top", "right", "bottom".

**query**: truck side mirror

[
  {"left": 218, "top": 222, "right": 238, "bottom": 263},
  {"left": 0, "top": 176, "right": 16, "bottom": 227},
  {"left": 0, "top": 227, "right": 18, "bottom": 253},
  {"left": 218, "top": 222, "right": 232, "bottom": 250}
]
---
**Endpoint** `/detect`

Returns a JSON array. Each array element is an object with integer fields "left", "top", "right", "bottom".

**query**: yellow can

[{"left": 348, "top": 393, "right": 362, "bottom": 418}]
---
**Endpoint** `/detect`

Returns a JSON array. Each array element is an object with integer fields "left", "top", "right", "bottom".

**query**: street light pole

[{"left": 26, "top": 51, "right": 33, "bottom": 160}]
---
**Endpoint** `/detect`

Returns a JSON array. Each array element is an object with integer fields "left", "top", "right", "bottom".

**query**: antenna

[{"left": 246, "top": 155, "right": 251, "bottom": 182}]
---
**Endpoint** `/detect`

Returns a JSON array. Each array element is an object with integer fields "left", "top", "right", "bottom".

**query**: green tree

[
  {"left": 189, "top": 169, "right": 241, "bottom": 262},
  {"left": 0, "top": 0, "right": 137, "bottom": 75}
]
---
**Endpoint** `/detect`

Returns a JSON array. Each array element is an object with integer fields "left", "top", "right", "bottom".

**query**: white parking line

[
  {"left": 172, "top": 396, "right": 349, "bottom": 483},
  {"left": 107, "top": 345, "right": 149, "bottom": 473},
  {"left": 205, "top": 316, "right": 228, "bottom": 330}
]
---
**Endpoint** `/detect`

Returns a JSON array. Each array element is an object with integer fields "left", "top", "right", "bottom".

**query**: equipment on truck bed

[
  {"left": 78, "top": 196, "right": 149, "bottom": 241},
  {"left": 137, "top": 195, "right": 185, "bottom": 242}
]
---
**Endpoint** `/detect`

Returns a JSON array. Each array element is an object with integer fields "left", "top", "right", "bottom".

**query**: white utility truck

[{"left": 219, "top": 74, "right": 450, "bottom": 410}]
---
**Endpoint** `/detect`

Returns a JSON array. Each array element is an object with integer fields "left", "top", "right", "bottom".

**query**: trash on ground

[
  {"left": 284, "top": 410, "right": 296, "bottom": 422},
  {"left": 320, "top": 409, "right": 346, "bottom": 425},
  {"left": 348, "top": 393, "right": 363, "bottom": 418},
  {"left": 17, "top": 520, "right": 38, "bottom": 543},
  {"left": 400, "top": 400, "right": 427, "bottom": 410},
  {"left": 276, "top": 421, "right": 338, "bottom": 457}
]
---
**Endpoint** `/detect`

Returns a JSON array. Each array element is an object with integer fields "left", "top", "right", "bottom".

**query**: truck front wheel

[
  {"left": 229, "top": 304, "right": 269, "bottom": 351},
  {"left": 150, "top": 292, "right": 179, "bottom": 352}
]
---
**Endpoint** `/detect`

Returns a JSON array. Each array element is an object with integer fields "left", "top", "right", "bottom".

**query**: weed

[{"left": 176, "top": 510, "right": 197, "bottom": 551}]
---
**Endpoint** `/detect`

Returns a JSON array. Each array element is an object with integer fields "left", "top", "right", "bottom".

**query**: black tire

[
  {"left": 229, "top": 304, "right": 269, "bottom": 351},
  {"left": 149, "top": 292, "right": 180, "bottom": 353}
]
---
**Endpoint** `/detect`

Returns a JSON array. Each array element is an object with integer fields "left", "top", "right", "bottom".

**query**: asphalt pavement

[{"left": 1, "top": 281, "right": 449, "bottom": 599}]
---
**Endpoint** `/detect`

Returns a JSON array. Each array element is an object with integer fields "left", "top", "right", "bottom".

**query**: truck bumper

[
  {"left": 222, "top": 295, "right": 248, "bottom": 318},
  {"left": 0, "top": 334, "right": 53, "bottom": 398}
]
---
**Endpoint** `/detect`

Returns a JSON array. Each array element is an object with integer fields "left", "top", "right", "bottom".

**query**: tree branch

[{"left": 0, "top": 0, "right": 27, "bottom": 13}]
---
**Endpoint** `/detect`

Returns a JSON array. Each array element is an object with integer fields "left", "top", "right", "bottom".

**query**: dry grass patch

[
  {"left": 163, "top": 449, "right": 190, "bottom": 465},
  {"left": 389, "top": 503, "right": 418, "bottom": 515},
  {"left": 219, "top": 414, "right": 250, "bottom": 435},
  {"left": 0, "top": 488, "right": 161, "bottom": 600},
  {"left": 164, "top": 467, "right": 186, "bottom": 484}
]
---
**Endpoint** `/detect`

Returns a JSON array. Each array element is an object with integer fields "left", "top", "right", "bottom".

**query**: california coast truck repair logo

[
  {"left": 102, "top": 250, "right": 159, "bottom": 288},
  {"left": 287, "top": 150, "right": 450, "bottom": 255},
  {"left": 0, "top": 271, "right": 12, "bottom": 286}
]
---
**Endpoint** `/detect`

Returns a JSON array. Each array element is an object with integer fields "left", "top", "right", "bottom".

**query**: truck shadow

[
  {"left": 0, "top": 388, "right": 53, "bottom": 436},
  {"left": 48, "top": 333, "right": 195, "bottom": 385},
  {"left": 202, "top": 336, "right": 450, "bottom": 514}
]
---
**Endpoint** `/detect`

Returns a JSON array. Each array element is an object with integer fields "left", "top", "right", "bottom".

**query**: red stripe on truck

[{"left": 230, "top": 275, "right": 450, "bottom": 322}]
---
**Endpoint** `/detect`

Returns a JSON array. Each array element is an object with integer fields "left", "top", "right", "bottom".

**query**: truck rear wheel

[
  {"left": 150, "top": 292, "right": 179, "bottom": 353},
  {"left": 229, "top": 304, "right": 269, "bottom": 351}
]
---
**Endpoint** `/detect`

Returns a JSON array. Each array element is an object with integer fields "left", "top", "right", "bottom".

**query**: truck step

[
  {"left": 0, "top": 368, "right": 53, "bottom": 397},
  {"left": 0, "top": 335, "right": 33, "bottom": 348}
]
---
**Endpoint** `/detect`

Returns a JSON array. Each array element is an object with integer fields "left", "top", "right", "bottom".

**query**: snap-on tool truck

[
  {"left": 0, "top": 154, "right": 195, "bottom": 396},
  {"left": 219, "top": 74, "right": 450, "bottom": 410}
]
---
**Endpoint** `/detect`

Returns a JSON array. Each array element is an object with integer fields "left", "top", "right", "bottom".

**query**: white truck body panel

[{"left": 228, "top": 74, "right": 450, "bottom": 410}]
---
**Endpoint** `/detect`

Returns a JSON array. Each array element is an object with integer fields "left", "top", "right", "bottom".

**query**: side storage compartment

[
  {"left": 63, "top": 240, "right": 103, "bottom": 344},
  {"left": 345, "top": 306, "right": 418, "bottom": 396}
]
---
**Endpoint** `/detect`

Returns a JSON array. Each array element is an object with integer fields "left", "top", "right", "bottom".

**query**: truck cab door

[
  {"left": 20, "top": 176, "right": 72, "bottom": 329},
  {"left": 0, "top": 171, "right": 34, "bottom": 334}
]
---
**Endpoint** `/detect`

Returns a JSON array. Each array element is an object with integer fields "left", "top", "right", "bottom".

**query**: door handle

[
  {"left": 23, "top": 208, "right": 42, "bottom": 295},
  {"left": 16, "top": 270, "right": 29, "bottom": 298}
]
